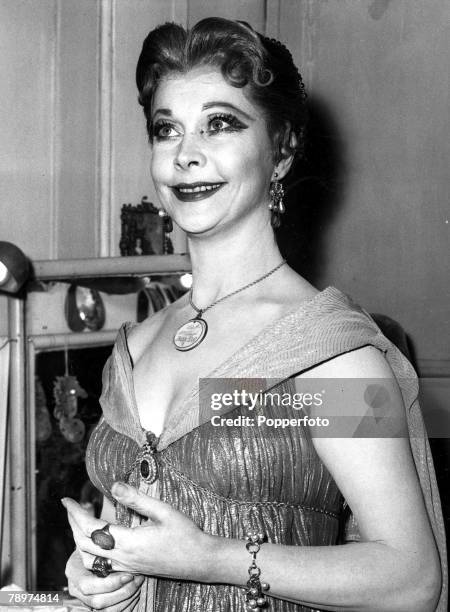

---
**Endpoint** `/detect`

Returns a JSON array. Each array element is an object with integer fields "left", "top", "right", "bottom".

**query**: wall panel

[
  {"left": 187, "top": 0, "right": 265, "bottom": 30},
  {"left": 57, "top": 0, "right": 99, "bottom": 259},
  {"left": 0, "top": 0, "right": 56, "bottom": 260},
  {"left": 279, "top": 0, "right": 450, "bottom": 364}
]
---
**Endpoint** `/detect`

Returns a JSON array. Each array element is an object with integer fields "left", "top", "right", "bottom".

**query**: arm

[{"left": 204, "top": 346, "right": 441, "bottom": 611}]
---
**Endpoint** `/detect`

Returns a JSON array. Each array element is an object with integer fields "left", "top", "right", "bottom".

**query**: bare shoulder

[
  {"left": 295, "top": 345, "right": 405, "bottom": 439},
  {"left": 298, "top": 345, "right": 395, "bottom": 380}
]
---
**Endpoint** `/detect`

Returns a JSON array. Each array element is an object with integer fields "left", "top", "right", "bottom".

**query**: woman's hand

[
  {"left": 62, "top": 482, "right": 215, "bottom": 583},
  {"left": 65, "top": 548, "right": 144, "bottom": 611}
]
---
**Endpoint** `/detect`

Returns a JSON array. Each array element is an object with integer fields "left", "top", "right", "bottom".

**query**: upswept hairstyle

[{"left": 136, "top": 17, "right": 307, "bottom": 162}]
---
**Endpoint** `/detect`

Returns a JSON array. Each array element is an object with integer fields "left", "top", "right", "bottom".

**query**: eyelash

[
  {"left": 151, "top": 120, "right": 177, "bottom": 141},
  {"left": 207, "top": 113, "right": 247, "bottom": 134},
  {"left": 151, "top": 113, "right": 247, "bottom": 141}
]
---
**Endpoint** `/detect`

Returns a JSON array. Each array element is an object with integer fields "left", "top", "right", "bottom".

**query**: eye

[
  {"left": 209, "top": 117, "right": 229, "bottom": 132},
  {"left": 152, "top": 121, "right": 179, "bottom": 141},
  {"left": 207, "top": 113, "right": 247, "bottom": 134}
]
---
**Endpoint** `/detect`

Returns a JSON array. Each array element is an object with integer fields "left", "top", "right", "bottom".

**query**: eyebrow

[
  {"left": 152, "top": 108, "right": 172, "bottom": 118},
  {"left": 152, "top": 102, "right": 255, "bottom": 121},
  {"left": 202, "top": 101, "right": 254, "bottom": 121}
]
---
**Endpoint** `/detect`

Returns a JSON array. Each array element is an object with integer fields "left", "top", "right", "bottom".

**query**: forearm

[{"left": 200, "top": 536, "right": 440, "bottom": 612}]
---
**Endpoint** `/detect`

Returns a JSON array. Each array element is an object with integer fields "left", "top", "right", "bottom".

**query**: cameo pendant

[
  {"left": 138, "top": 431, "right": 160, "bottom": 485},
  {"left": 173, "top": 315, "right": 208, "bottom": 351}
]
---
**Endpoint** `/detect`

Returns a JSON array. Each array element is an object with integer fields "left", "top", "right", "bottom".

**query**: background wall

[
  {"left": 0, "top": 0, "right": 449, "bottom": 371},
  {"left": 278, "top": 0, "right": 450, "bottom": 371}
]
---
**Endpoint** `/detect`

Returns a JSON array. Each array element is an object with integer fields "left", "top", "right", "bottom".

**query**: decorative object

[
  {"left": 138, "top": 431, "right": 159, "bottom": 485},
  {"left": 123, "top": 431, "right": 160, "bottom": 485},
  {"left": 0, "top": 241, "right": 30, "bottom": 294},
  {"left": 173, "top": 260, "right": 286, "bottom": 351},
  {"left": 244, "top": 532, "right": 270, "bottom": 610},
  {"left": 65, "top": 284, "right": 106, "bottom": 332},
  {"left": 136, "top": 280, "right": 178, "bottom": 322},
  {"left": 53, "top": 348, "right": 87, "bottom": 444},
  {"left": 120, "top": 196, "right": 173, "bottom": 255},
  {"left": 268, "top": 173, "right": 285, "bottom": 229},
  {"left": 91, "top": 556, "right": 113, "bottom": 578},
  {"left": 158, "top": 208, "right": 174, "bottom": 233},
  {"left": 91, "top": 524, "right": 115, "bottom": 550}
]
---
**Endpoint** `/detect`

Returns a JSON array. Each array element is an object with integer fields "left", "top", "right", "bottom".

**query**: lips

[{"left": 171, "top": 182, "right": 225, "bottom": 202}]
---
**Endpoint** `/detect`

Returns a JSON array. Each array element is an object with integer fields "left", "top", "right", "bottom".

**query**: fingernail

[
  {"left": 111, "top": 482, "right": 128, "bottom": 498},
  {"left": 61, "top": 498, "right": 67, "bottom": 508},
  {"left": 120, "top": 575, "right": 133, "bottom": 584}
]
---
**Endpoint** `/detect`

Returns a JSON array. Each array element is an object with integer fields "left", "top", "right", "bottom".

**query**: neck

[{"left": 186, "top": 214, "right": 284, "bottom": 308}]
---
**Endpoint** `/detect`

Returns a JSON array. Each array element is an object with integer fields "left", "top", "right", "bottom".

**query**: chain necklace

[{"left": 173, "top": 259, "right": 287, "bottom": 351}]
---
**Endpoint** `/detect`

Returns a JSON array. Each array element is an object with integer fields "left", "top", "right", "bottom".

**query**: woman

[{"left": 63, "top": 18, "right": 446, "bottom": 611}]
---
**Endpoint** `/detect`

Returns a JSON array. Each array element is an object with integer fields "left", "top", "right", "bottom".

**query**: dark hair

[{"left": 136, "top": 17, "right": 307, "bottom": 162}]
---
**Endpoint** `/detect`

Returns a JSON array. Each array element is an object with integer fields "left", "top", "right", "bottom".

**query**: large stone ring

[
  {"left": 91, "top": 523, "right": 115, "bottom": 550},
  {"left": 91, "top": 555, "right": 113, "bottom": 578}
]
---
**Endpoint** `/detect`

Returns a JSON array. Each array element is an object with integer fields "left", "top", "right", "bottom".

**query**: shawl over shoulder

[{"left": 95, "top": 286, "right": 447, "bottom": 610}]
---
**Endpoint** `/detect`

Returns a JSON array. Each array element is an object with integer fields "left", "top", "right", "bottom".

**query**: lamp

[{"left": 0, "top": 241, "right": 30, "bottom": 294}]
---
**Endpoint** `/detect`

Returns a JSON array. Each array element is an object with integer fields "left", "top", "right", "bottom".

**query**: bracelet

[{"left": 244, "top": 532, "right": 270, "bottom": 610}]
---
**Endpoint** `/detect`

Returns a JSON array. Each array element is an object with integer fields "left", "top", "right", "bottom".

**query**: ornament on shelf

[
  {"left": 120, "top": 196, "right": 173, "bottom": 256},
  {"left": 53, "top": 348, "right": 87, "bottom": 444}
]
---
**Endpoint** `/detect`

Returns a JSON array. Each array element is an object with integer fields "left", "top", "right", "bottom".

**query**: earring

[
  {"left": 158, "top": 209, "right": 174, "bottom": 254},
  {"left": 269, "top": 172, "right": 285, "bottom": 229}
]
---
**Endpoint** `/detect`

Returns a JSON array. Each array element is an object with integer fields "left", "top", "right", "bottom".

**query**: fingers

[
  {"left": 68, "top": 574, "right": 144, "bottom": 610},
  {"left": 95, "top": 586, "right": 141, "bottom": 612},
  {"left": 66, "top": 549, "right": 132, "bottom": 594},
  {"left": 62, "top": 498, "right": 125, "bottom": 542},
  {"left": 65, "top": 510, "right": 107, "bottom": 558},
  {"left": 62, "top": 498, "right": 126, "bottom": 562},
  {"left": 111, "top": 482, "right": 173, "bottom": 523},
  {"left": 62, "top": 498, "right": 102, "bottom": 534},
  {"left": 73, "top": 571, "right": 134, "bottom": 596}
]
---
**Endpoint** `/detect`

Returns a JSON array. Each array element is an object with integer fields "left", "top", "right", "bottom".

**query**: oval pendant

[
  {"left": 140, "top": 453, "right": 158, "bottom": 484},
  {"left": 173, "top": 317, "right": 208, "bottom": 351}
]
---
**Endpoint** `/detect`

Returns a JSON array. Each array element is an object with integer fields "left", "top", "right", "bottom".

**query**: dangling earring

[
  {"left": 269, "top": 172, "right": 285, "bottom": 229},
  {"left": 158, "top": 208, "right": 174, "bottom": 254}
]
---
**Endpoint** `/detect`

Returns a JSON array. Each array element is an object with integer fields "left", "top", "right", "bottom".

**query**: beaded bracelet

[{"left": 245, "top": 532, "right": 270, "bottom": 610}]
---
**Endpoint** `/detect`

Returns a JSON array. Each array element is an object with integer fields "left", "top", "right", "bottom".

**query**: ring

[
  {"left": 91, "top": 523, "right": 115, "bottom": 550},
  {"left": 91, "top": 555, "right": 113, "bottom": 578}
]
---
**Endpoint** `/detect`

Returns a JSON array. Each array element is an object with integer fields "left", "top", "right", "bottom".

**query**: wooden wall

[{"left": 0, "top": 0, "right": 449, "bottom": 371}]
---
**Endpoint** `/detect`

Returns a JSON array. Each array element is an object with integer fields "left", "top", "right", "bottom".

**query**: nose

[{"left": 174, "top": 132, "right": 207, "bottom": 170}]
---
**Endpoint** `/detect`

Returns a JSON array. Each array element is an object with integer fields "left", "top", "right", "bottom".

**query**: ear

[{"left": 271, "top": 129, "right": 298, "bottom": 181}]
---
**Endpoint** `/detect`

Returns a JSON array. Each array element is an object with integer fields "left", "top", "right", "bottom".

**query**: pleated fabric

[{"left": 86, "top": 286, "right": 447, "bottom": 611}]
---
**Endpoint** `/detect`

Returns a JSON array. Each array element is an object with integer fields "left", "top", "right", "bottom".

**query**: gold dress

[{"left": 86, "top": 287, "right": 447, "bottom": 611}]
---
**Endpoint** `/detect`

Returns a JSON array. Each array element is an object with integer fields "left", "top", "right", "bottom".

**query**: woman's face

[{"left": 150, "top": 66, "right": 276, "bottom": 236}]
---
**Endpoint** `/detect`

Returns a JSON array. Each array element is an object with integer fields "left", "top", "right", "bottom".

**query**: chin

[
  {"left": 171, "top": 209, "right": 222, "bottom": 236},
  {"left": 182, "top": 222, "right": 220, "bottom": 238},
  {"left": 179, "top": 214, "right": 229, "bottom": 238}
]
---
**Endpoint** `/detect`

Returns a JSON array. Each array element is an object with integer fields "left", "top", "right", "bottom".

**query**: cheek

[
  {"left": 150, "top": 147, "right": 172, "bottom": 185},
  {"left": 237, "top": 147, "right": 273, "bottom": 188},
  {"left": 214, "top": 141, "right": 269, "bottom": 182}
]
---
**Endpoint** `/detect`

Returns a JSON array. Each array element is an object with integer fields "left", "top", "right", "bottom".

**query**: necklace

[{"left": 173, "top": 259, "right": 287, "bottom": 351}]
